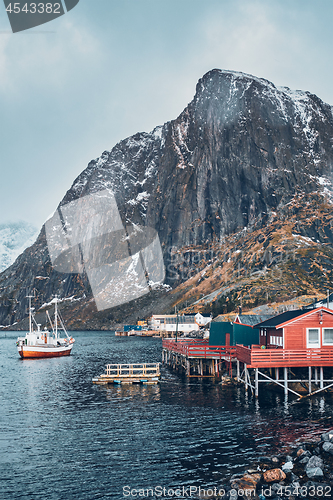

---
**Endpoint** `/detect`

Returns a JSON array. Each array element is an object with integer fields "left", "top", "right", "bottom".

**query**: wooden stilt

[
  {"left": 320, "top": 366, "right": 324, "bottom": 389},
  {"left": 255, "top": 368, "right": 259, "bottom": 397},
  {"left": 257, "top": 370, "right": 300, "bottom": 397},
  {"left": 309, "top": 366, "right": 312, "bottom": 394},
  {"left": 284, "top": 367, "right": 288, "bottom": 396}
]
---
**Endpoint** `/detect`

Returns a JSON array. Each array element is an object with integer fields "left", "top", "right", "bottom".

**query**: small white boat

[{"left": 16, "top": 296, "right": 75, "bottom": 359}]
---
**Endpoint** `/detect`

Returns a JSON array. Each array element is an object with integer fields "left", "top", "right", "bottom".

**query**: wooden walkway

[
  {"left": 162, "top": 339, "right": 236, "bottom": 377},
  {"left": 162, "top": 339, "right": 333, "bottom": 397},
  {"left": 92, "top": 363, "right": 160, "bottom": 385}
]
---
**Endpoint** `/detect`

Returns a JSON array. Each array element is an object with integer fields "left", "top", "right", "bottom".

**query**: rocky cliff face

[{"left": 1, "top": 69, "right": 333, "bottom": 328}]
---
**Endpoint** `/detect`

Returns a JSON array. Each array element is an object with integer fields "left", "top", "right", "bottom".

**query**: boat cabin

[{"left": 255, "top": 307, "right": 333, "bottom": 349}]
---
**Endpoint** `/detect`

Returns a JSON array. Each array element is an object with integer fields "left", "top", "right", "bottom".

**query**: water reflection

[{"left": 1, "top": 332, "right": 333, "bottom": 500}]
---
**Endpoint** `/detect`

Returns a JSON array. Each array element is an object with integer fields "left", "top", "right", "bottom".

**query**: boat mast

[
  {"left": 27, "top": 295, "right": 34, "bottom": 333},
  {"left": 55, "top": 296, "right": 58, "bottom": 338}
]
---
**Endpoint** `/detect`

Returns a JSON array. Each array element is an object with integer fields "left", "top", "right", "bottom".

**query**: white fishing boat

[{"left": 16, "top": 296, "right": 75, "bottom": 359}]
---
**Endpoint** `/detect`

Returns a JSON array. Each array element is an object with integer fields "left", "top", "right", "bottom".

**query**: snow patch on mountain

[{"left": 0, "top": 221, "right": 38, "bottom": 272}]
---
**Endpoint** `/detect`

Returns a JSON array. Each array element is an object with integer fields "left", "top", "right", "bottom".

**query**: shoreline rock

[{"left": 204, "top": 430, "right": 333, "bottom": 499}]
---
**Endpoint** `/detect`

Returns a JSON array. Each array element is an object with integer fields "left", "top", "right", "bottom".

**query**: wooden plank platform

[{"left": 92, "top": 363, "right": 160, "bottom": 385}]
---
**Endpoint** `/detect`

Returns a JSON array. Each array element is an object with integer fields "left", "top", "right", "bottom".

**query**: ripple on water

[{"left": 1, "top": 332, "right": 333, "bottom": 499}]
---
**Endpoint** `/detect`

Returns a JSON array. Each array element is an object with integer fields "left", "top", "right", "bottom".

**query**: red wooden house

[
  {"left": 235, "top": 307, "right": 333, "bottom": 397},
  {"left": 256, "top": 307, "right": 333, "bottom": 350}
]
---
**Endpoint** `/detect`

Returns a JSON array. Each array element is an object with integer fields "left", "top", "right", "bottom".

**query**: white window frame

[
  {"left": 307, "top": 328, "right": 321, "bottom": 348},
  {"left": 270, "top": 335, "right": 283, "bottom": 347},
  {"left": 322, "top": 328, "right": 333, "bottom": 346}
]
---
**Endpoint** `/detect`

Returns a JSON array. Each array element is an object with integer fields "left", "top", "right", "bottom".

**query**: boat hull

[{"left": 18, "top": 344, "right": 73, "bottom": 359}]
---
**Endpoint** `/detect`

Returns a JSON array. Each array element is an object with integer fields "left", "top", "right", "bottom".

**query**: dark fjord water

[{"left": 1, "top": 331, "right": 333, "bottom": 500}]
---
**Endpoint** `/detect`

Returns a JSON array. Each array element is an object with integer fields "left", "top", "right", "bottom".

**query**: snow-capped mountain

[
  {"left": 0, "top": 221, "right": 38, "bottom": 272},
  {"left": 2, "top": 69, "right": 333, "bottom": 328}
]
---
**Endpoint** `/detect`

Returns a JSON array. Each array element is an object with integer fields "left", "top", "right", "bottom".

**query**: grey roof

[
  {"left": 211, "top": 315, "right": 232, "bottom": 323},
  {"left": 254, "top": 310, "right": 306, "bottom": 328},
  {"left": 212, "top": 314, "right": 272, "bottom": 325},
  {"left": 236, "top": 315, "right": 273, "bottom": 326}
]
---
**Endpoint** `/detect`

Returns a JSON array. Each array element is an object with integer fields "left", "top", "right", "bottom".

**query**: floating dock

[{"left": 92, "top": 363, "right": 160, "bottom": 385}]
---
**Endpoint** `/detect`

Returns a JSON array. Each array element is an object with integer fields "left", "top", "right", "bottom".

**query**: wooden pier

[
  {"left": 162, "top": 339, "right": 333, "bottom": 398},
  {"left": 162, "top": 339, "right": 236, "bottom": 377},
  {"left": 92, "top": 363, "right": 160, "bottom": 385},
  {"left": 115, "top": 330, "right": 161, "bottom": 337}
]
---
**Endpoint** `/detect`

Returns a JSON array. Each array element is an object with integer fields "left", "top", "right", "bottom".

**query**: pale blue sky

[{"left": 0, "top": 0, "right": 333, "bottom": 227}]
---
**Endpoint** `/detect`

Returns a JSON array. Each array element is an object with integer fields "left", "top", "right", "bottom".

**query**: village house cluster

[{"left": 160, "top": 295, "right": 333, "bottom": 399}]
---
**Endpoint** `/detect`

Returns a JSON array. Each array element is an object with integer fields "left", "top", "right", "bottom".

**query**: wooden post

[
  {"left": 275, "top": 367, "right": 279, "bottom": 381},
  {"left": 245, "top": 364, "right": 248, "bottom": 391},
  {"left": 315, "top": 367, "right": 318, "bottom": 385},
  {"left": 186, "top": 359, "right": 190, "bottom": 376},
  {"left": 309, "top": 366, "right": 312, "bottom": 394},
  {"left": 320, "top": 367, "right": 324, "bottom": 389},
  {"left": 236, "top": 360, "right": 240, "bottom": 381},
  {"left": 255, "top": 368, "right": 259, "bottom": 397},
  {"left": 284, "top": 367, "right": 288, "bottom": 396}
]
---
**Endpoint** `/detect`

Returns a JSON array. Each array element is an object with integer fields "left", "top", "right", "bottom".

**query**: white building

[
  {"left": 150, "top": 314, "right": 198, "bottom": 333},
  {"left": 149, "top": 313, "right": 211, "bottom": 333},
  {"left": 194, "top": 313, "right": 212, "bottom": 327}
]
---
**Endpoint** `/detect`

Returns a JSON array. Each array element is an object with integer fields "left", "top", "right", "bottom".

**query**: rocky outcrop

[
  {"left": 216, "top": 430, "right": 333, "bottom": 500},
  {"left": 1, "top": 69, "right": 333, "bottom": 327}
]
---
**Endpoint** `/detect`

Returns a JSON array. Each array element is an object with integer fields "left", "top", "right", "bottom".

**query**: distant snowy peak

[{"left": 0, "top": 221, "right": 38, "bottom": 272}]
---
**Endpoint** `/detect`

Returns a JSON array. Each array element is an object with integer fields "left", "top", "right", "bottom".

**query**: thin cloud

[{"left": 0, "top": 19, "right": 102, "bottom": 96}]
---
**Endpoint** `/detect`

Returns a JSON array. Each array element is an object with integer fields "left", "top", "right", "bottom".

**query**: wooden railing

[
  {"left": 235, "top": 344, "right": 252, "bottom": 364},
  {"left": 104, "top": 363, "right": 160, "bottom": 377},
  {"left": 162, "top": 339, "right": 237, "bottom": 359},
  {"left": 236, "top": 345, "right": 333, "bottom": 367}
]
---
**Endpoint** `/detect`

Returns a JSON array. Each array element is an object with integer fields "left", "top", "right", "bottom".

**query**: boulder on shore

[{"left": 263, "top": 468, "right": 286, "bottom": 483}]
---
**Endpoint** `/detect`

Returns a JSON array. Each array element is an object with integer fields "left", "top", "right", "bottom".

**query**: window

[
  {"left": 307, "top": 328, "right": 320, "bottom": 348},
  {"left": 323, "top": 328, "right": 333, "bottom": 345}
]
